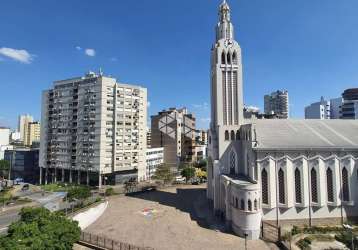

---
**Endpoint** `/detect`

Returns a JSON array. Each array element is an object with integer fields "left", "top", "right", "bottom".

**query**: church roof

[{"left": 252, "top": 119, "right": 358, "bottom": 150}]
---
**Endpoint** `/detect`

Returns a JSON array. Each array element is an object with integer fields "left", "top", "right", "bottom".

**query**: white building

[
  {"left": 330, "top": 97, "right": 343, "bottom": 119},
  {"left": 18, "top": 114, "right": 33, "bottom": 142},
  {"left": 10, "top": 131, "right": 21, "bottom": 142},
  {"left": 40, "top": 71, "right": 147, "bottom": 186},
  {"left": 208, "top": 1, "right": 358, "bottom": 240},
  {"left": 0, "top": 127, "right": 10, "bottom": 146},
  {"left": 305, "top": 97, "right": 331, "bottom": 119},
  {"left": 146, "top": 147, "right": 164, "bottom": 180}
]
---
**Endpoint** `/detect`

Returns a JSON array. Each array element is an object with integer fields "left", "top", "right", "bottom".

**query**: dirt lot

[{"left": 86, "top": 184, "right": 271, "bottom": 250}]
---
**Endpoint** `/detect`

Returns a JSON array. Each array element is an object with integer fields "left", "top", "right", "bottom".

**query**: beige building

[
  {"left": 24, "top": 121, "right": 40, "bottom": 147},
  {"left": 151, "top": 108, "right": 196, "bottom": 172},
  {"left": 40, "top": 71, "right": 147, "bottom": 186},
  {"left": 18, "top": 114, "right": 33, "bottom": 142}
]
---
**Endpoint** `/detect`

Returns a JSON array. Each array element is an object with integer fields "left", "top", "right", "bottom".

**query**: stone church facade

[{"left": 207, "top": 1, "right": 358, "bottom": 240}]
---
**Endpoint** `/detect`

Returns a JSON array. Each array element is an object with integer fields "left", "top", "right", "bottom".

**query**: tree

[
  {"left": 0, "top": 207, "right": 81, "bottom": 250},
  {"left": 152, "top": 164, "right": 174, "bottom": 185},
  {"left": 0, "top": 160, "right": 10, "bottom": 179},
  {"left": 181, "top": 167, "right": 196, "bottom": 183},
  {"left": 67, "top": 185, "right": 91, "bottom": 202},
  {"left": 194, "top": 159, "right": 207, "bottom": 171}
]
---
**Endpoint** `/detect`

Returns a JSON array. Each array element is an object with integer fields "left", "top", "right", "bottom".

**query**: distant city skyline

[{"left": 1, "top": 0, "right": 358, "bottom": 129}]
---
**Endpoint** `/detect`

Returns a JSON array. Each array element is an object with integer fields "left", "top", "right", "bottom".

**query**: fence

[{"left": 79, "top": 231, "right": 154, "bottom": 250}]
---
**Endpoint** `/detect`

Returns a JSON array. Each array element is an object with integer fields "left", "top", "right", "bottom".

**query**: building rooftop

[{"left": 252, "top": 119, "right": 358, "bottom": 150}]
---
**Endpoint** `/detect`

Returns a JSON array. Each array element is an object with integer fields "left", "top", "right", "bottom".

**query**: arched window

[
  {"left": 227, "top": 52, "right": 231, "bottom": 64},
  {"left": 230, "top": 151, "right": 236, "bottom": 175},
  {"left": 235, "top": 198, "right": 238, "bottom": 208},
  {"left": 240, "top": 199, "right": 245, "bottom": 210},
  {"left": 295, "top": 168, "right": 302, "bottom": 203},
  {"left": 225, "top": 130, "right": 229, "bottom": 140},
  {"left": 232, "top": 51, "right": 238, "bottom": 65},
  {"left": 326, "top": 168, "right": 334, "bottom": 202},
  {"left": 236, "top": 130, "right": 240, "bottom": 140},
  {"left": 230, "top": 130, "right": 235, "bottom": 140},
  {"left": 221, "top": 51, "right": 226, "bottom": 64},
  {"left": 248, "top": 199, "right": 252, "bottom": 211},
  {"left": 254, "top": 199, "right": 258, "bottom": 210},
  {"left": 278, "top": 168, "right": 285, "bottom": 204},
  {"left": 342, "top": 167, "right": 350, "bottom": 201},
  {"left": 311, "top": 168, "right": 318, "bottom": 203},
  {"left": 261, "top": 169, "right": 268, "bottom": 204}
]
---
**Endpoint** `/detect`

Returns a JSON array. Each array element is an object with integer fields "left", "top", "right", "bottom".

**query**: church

[{"left": 207, "top": 0, "right": 358, "bottom": 240}]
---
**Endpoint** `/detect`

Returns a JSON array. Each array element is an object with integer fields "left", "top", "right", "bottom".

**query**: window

[
  {"left": 232, "top": 51, "right": 238, "bottom": 65},
  {"left": 225, "top": 130, "right": 229, "bottom": 140},
  {"left": 248, "top": 200, "right": 252, "bottom": 211},
  {"left": 326, "top": 168, "right": 334, "bottom": 202},
  {"left": 236, "top": 130, "right": 240, "bottom": 140},
  {"left": 230, "top": 130, "right": 235, "bottom": 140},
  {"left": 227, "top": 52, "right": 231, "bottom": 64},
  {"left": 230, "top": 151, "right": 236, "bottom": 175},
  {"left": 261, "top": 169, "right": 268, "bottom": 204},
  {"left": 235, "top": 198, "right": 238, "bottom": 208},
  {"left": 278, "top": 168, "right": 285, "bottom": 204},
  {"left": 311, "top": 168, "right": 318, "bottom": 203},
  {"left": 295, "top": 168, "right": 302, "bottom": 203},
  {"left": 342, "top": 167, "right": 350, "bottom": 201},
  {"left": 254, "top": 199, "right": 258, "bottom": 210},
  {"left": 240, "top": 199, "right": 245, "bottom": 210},
  {"left": 221, "top": 52, "right": 226, "bottom": 64}
]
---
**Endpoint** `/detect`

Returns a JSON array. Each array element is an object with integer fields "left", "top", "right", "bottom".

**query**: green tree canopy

[
  {"left": 0, "top": 207, "right": 81, "bottom": 250},
  {"left": 152, "top": 164, "right": 174, "bottom": 184},
  {"left": 181, "top": 167, "right": 196, "bottom": 183},
  {"left": 66, "top": 185, "right": 91, "bottom": 201}
]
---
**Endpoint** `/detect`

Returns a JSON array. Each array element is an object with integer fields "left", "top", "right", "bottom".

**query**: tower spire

[{"left": 216, "top": 0, "right": 234, "bottom": 41}]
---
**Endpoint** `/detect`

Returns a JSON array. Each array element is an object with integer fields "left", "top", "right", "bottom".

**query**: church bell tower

[{"left": 210, "top": 0, "right": 244, "bottom": 159}]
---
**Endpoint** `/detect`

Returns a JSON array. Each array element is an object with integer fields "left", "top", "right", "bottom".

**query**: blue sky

[{"left": 1, "top": 0, "right": 358, "bottom": 129}]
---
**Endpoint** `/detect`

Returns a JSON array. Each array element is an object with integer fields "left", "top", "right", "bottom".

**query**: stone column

[
  {"left": 77, "top": 170, "right": 80, "bottom": 185},
  {"left": 45, "top": 168, "right": 48, "bottom": 185},
  {"left": 61, "top": 169, "right": 65, "bottom": 183},
  {"left": 54, "top": 168, "right": 57, "bottom": 183},
  {"left": 39, "top": 167, "right": 42, "bottom": 185},
  {"left": 98, "top": 172, "right": 102, "bottom": 189},
  {"left": 86, "top": 171, "right": 89, "bottom": 186},
  {"left": 69, "top": 169, "right": 72, "bottom": 183}
]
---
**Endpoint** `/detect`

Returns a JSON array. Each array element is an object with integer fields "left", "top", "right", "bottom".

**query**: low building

[
  {"left": 146, "top": 147, "right": 164, "bottom": 180},
  {"left": 4, "top": 148, "right": 39, "bottom": 184},
  {"left": 305, "top": 97, "right": 331, "bottom": 119}
]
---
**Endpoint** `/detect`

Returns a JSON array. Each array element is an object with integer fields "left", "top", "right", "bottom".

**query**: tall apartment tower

[
  {"left": 264, "top": 90, "right": 289, "bottom": 118},
  {"left": 24, "top": 121, "right": 41, "bottom": 146},
  {"left": 209, "top": 0, "right": 244, "bottom": 160},
  {"left": 341, "top": 88, "right": 358, "bottom": 119},
  {"left": 40, "top": 72, "right": 147, "bottom": 186},
  {"left": 151, "top": 108, "right": 195, "bottom": 172},
  {"left": 18, "top": 114, "right": 33, "bottom": 142}
]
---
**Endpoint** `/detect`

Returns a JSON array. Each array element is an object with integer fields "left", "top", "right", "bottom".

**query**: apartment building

[
  {"left": 264, "top": 90, "right": 289, "bottom": 118},
  {"left": 151, "top": 108, "right": 195, "bottom": 172},
  {"left": 18, "top": 114, "right": 33, "bottom": 142},
  {"left": 146, "top": 147, "right": 164, "bottom": 180},
  {"left": 24, "top": 121, "right": 41, "bottom": 146},
  {"left": 341, "top": 88, "right": 358, "bottom": 119},
  {"left": 40, "top": 71, "right": 147, "bottom": 186}
]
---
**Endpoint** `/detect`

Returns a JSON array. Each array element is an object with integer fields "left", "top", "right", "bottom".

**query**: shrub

[
  {"left": 105, "top": 187, "right": 115, "bottom": 196},
  {"left": 296, "top": 238, "right": 311, "bottom": 250}
]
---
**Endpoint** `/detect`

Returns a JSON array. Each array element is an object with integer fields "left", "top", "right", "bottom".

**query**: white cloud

[
  {"left": 0, "top": 47, "right": 34, "bottom": 63},
  {"left": 147, "top": 101, "right": 151, "bottom": 107},
  {"left": 85, "top": 48, "right": 96, "bottom": 57},
  {"left": 75, "top": 46, "right": 82, "bottom": 50},
  {"left": 110, "top": 57, "right": 118, "bottom": 62}
]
